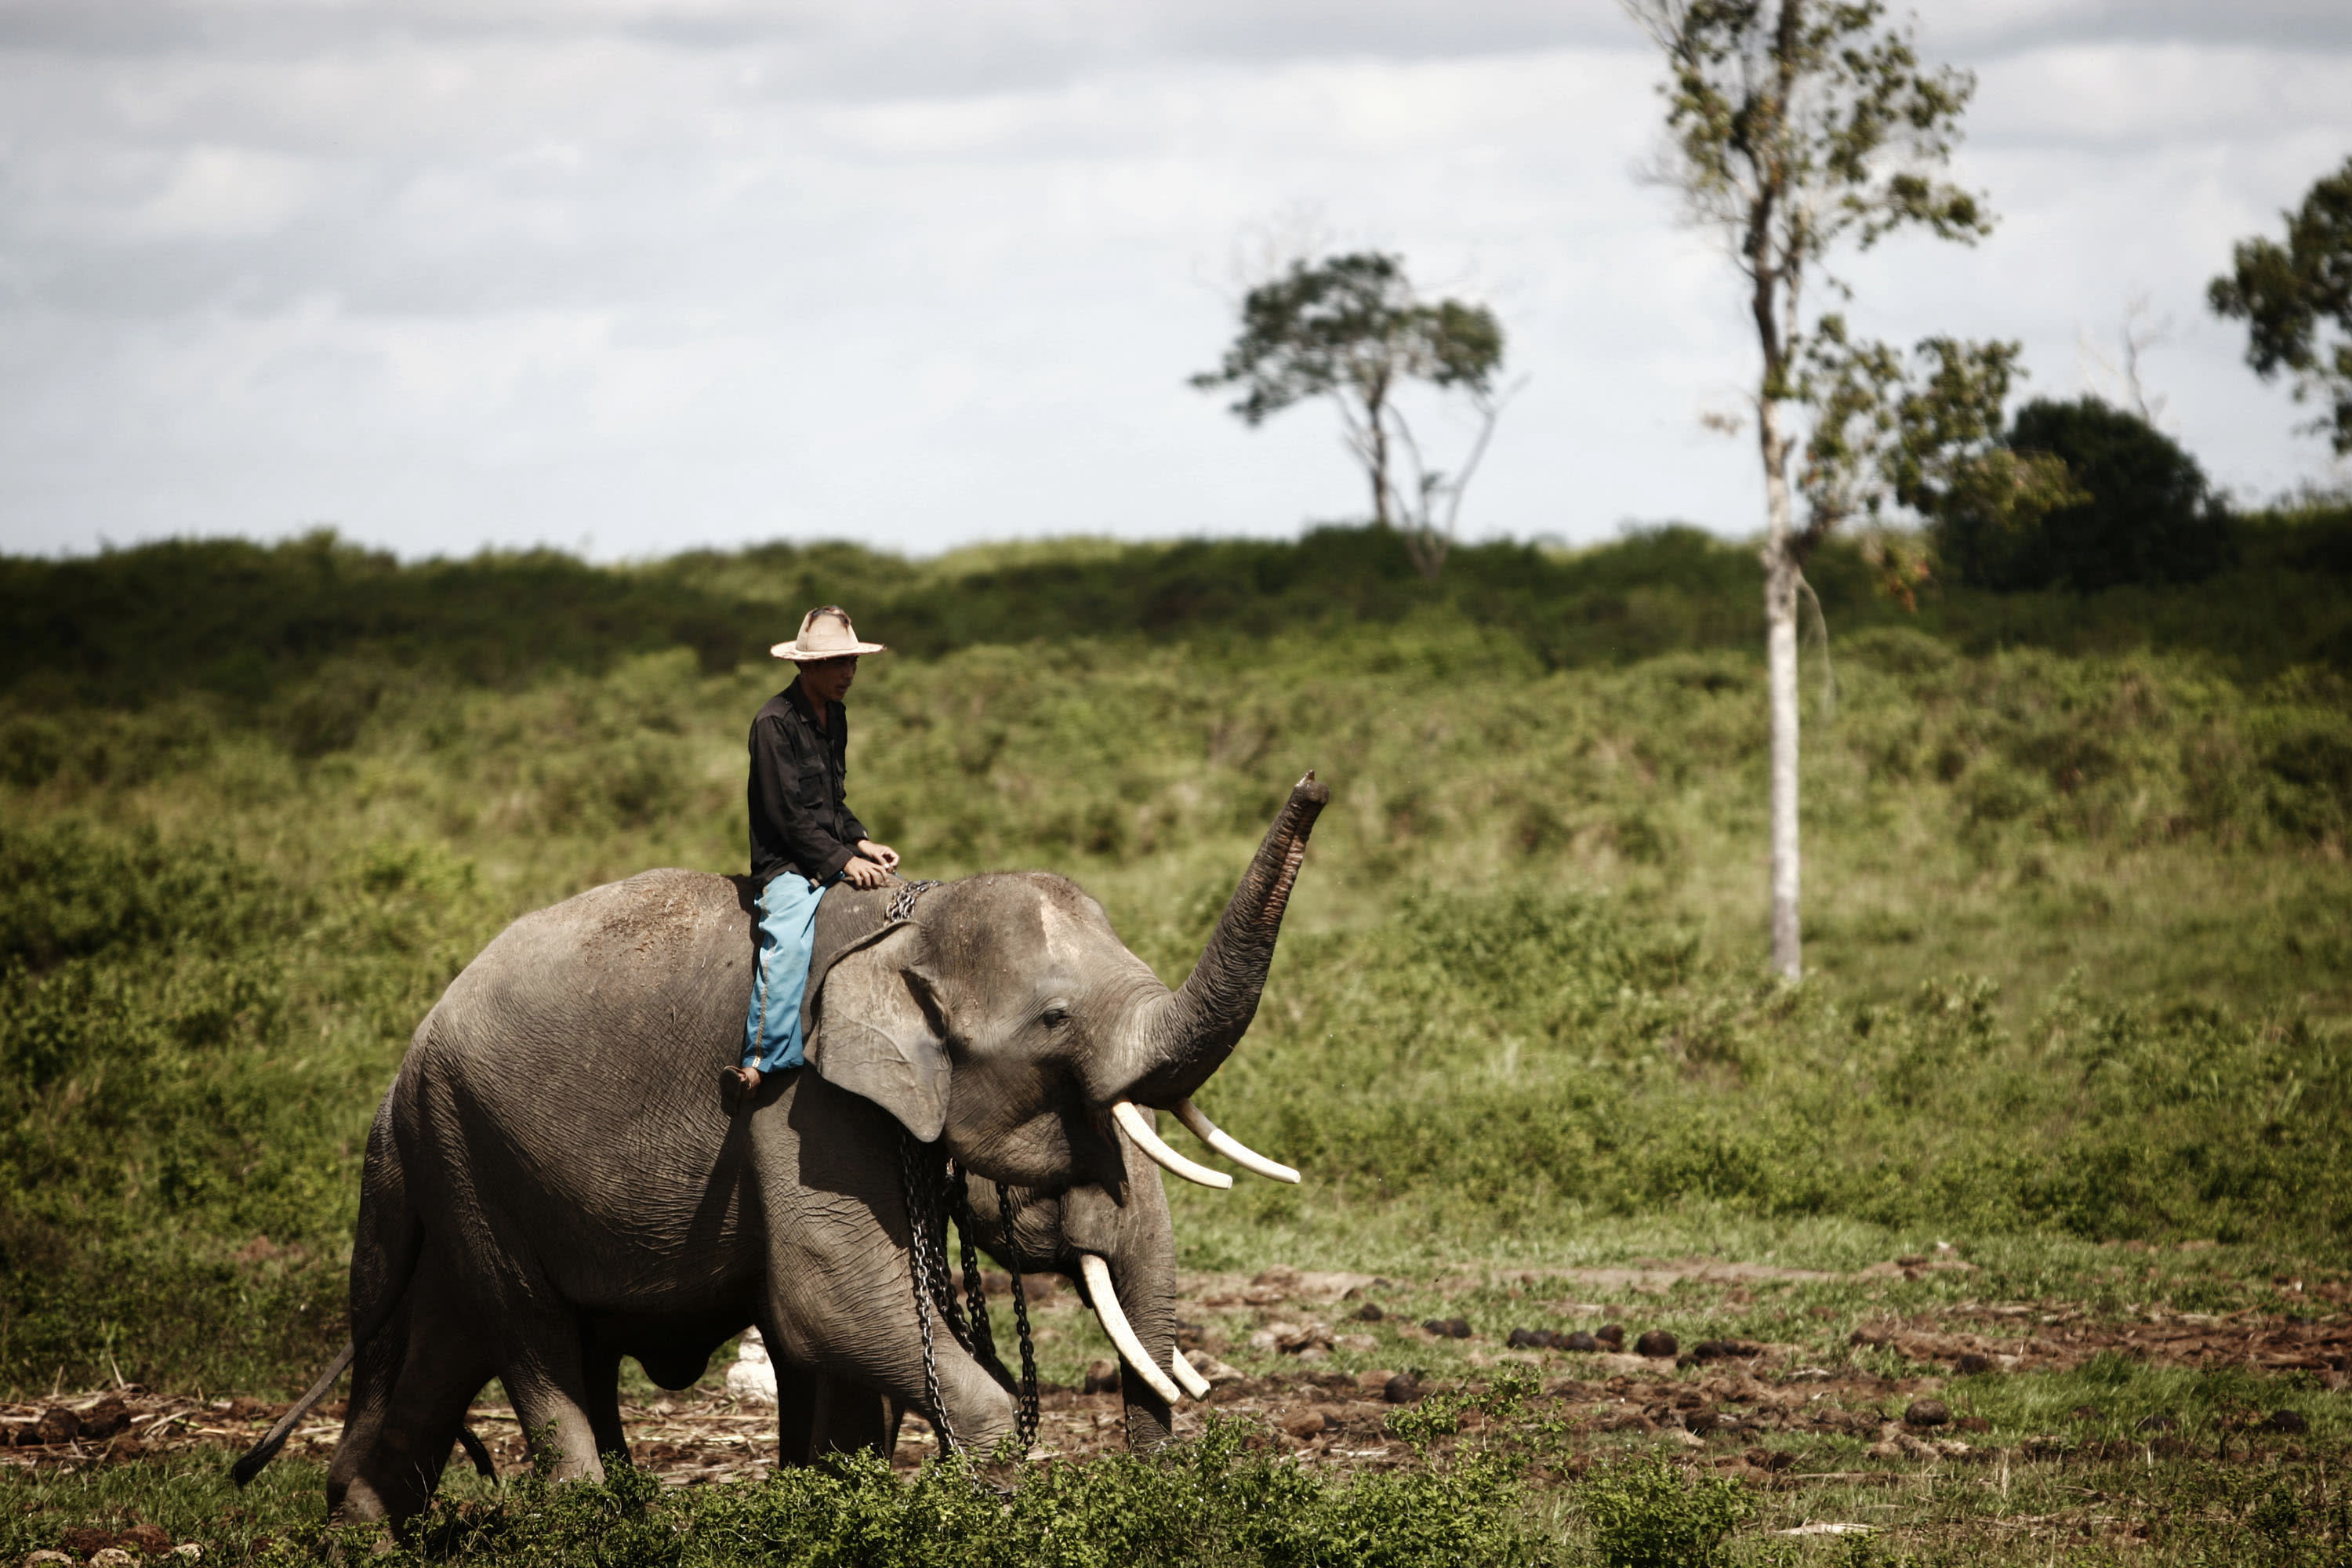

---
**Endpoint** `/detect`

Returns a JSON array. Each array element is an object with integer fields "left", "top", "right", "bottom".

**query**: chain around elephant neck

[
  {"left": 900, "top": 1131, "right": 959, "bottom": 1454},
  {"left": 949, "top": 1172, "right": 1040, "bottom": 1453},
  {"left": 993, "top": 1182, "right": 1043, "bottom": 1450},
  {"left": 885, "top": 878, "right": 941, "bottom": 925},
  {"left": 901, "top": 1133, "right": 1044, "bottom": 1460}
]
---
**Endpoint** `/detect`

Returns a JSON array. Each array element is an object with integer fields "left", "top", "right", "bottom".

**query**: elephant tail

[
  {"left": 230, "top": 1343, "right": 498, "bottom": 1486},
  {"left": 235, "top": 1090, "right": 427, "bottom": 1486},
  {"left": 232, "top": 1339, "right": 358, "bottom": 1485}
]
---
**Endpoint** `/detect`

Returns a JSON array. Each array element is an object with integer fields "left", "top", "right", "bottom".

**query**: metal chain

[
  {"left": 997, "top": 1182, "right": 1042, "bottom": 1450},
  {"left": 899, "top": 1131, "right": 957, "bottom": 1454},
  {"left": 885, "top": 878, "right": 942, "bottom": 925},
  {"left": 950, "top": 1170, "right": 1003, "bottom": 1371},
  {"left": 945, "top": 1174, "right": 1041, "bottom": 1454}
]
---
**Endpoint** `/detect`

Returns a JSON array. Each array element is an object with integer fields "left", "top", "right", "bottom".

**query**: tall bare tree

[{"left": 1624, "top": 0, "right": 1991, "bottom": 978}]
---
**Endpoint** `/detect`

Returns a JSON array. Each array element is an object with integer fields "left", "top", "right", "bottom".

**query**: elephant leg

[
  {"left": 769, "top": 1327, "right": 1014, "bottom": 1457},
  {"left": 499, "top": 1314, "right": 609, "bottom": 1486},
  {"left": 328, "top": 1262, "right": 495, "bottom": 1525},
  {"left": 580, "top": 1338, "right": 629, "bottom": 1465},
  {"left": 774, "top": 1365, "right": 893, "bottom": 1465}
]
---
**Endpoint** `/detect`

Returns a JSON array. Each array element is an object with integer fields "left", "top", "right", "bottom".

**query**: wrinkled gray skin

[{"left": 322, "top": 778, "right": 1325, "bottom": 1523}]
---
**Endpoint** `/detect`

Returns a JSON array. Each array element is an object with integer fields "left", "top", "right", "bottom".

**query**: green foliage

[
  {"left": 1581, "top": 1454, "right": 1752, "bottom": 1568},
  {"left": 2, "top": 527, "right": 2350, "bottom": 1399},
  {"left": 6, "top": 520, "right": 2352, "bottom": 728},
  {"left": 2210, "top": 153, "right": 2352, "bottom": 456},
  {"left": 1798, "top": 321, "right": 2087, "bottom": 600},
  {"left": 1970, "top": 397, "right": 2236, "bottom": 592},
  {"left": 1629, "top": 0, "right": 1987, "bottom": 270},
  {"left": 1192, "top": 252, "right": 1504, "bottom": 425},
  {"left": 310, "top": 1426, "right": 1542, "bottom": 1568}
]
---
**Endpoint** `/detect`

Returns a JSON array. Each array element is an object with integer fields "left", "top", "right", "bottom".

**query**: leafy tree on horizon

[
  {"left": 1981, "top": 396, "right": 2232, "bottom": 592},
  {"left": 1623, "top": 0, "right": 1993, "bottom": 981},
  {"left": 1798, "top": 322, "right": 2083, "bottom": 601},
  {"left": 1192, "top": 252, "right": 1508, "bottom": 580},
  {"left": 2210, "top": 154, "right": 2352, "bottom": 456}
]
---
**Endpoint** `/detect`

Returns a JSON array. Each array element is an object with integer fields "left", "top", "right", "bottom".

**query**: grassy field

[{"left": 2, "top": 516, "right": 2348, "bottom": 1563}]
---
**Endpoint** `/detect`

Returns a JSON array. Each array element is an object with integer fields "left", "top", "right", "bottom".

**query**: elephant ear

[{"left": 804, "top": 923, "right": 951, "bottom": 1142}]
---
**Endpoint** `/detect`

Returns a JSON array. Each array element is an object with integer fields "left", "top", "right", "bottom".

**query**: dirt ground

[{"left": 6, "top": 1260, "right": 2343, "bottom": 1492}]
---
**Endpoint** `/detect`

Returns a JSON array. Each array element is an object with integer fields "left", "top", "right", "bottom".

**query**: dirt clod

[
  {"left": 81, "top": 1397, "right": 131, "bottom": 1440},
  {"left": 1280, "top": 1408, "right": 1338, "bottom": 1439},
  {"left": 1689, "top": 1339, "right": 1762, "bottom": 1361}
]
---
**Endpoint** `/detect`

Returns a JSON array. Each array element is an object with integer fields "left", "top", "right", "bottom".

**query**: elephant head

[{"left": 804, "top": 772, "right": 1327, "bottom": 1198}]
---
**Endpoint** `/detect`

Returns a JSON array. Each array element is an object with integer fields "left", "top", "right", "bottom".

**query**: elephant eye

[{"left": 1040, "top": 1005, "right": 1070, "bottom": 1029}]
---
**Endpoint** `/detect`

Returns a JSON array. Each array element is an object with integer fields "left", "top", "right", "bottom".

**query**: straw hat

[{"left": 769, "top": 604, "right": 887, "bottom": 662}]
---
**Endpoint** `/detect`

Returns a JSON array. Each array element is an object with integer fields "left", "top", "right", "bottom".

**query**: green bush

[
  {"left": 1943, "top": 397, "right": 2235, "bottom": 592},
  {"left": 344, "top": 1424, "right": 1544, "bottom": 1568},
  {"left": 2, "top": 528, "right": 2350, "bottom": 1396},
  {"left": 1580, "top": 1454, "right": 1751, "bottom": 1568}
]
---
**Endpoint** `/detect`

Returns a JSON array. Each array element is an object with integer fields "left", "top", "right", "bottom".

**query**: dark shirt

[{"left": 747, "top": 681, "right": 870, "bottom": 887}]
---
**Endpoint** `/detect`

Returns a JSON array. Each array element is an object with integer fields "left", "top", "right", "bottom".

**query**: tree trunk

[{"left": 1759, "top": 397, "right": 1802, "bottom": 982}]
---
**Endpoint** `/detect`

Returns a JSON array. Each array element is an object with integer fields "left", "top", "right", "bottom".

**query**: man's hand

[
  {"left": 857, "top": 840, "right": 901, "bottom": 873},
  {"left": 842, "top": 856, "right": 892, "bottom": 890}
]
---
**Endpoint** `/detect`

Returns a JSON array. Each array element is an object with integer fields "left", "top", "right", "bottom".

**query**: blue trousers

[{"left": 743, "top": 873, "right": 826, "bottom": 1074}]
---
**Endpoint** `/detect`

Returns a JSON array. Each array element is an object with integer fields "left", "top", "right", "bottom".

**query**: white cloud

[{"left": 0, "top": 3, "right": 2347, "bottom": 561}]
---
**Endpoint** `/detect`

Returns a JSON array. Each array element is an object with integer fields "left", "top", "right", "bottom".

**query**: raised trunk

[
  {"left": 1112, "top": 773, "right": 1329, "bottom": 1107},
  {"left": 1759, "top": 397, "right": 1803, "bottom": 982}
]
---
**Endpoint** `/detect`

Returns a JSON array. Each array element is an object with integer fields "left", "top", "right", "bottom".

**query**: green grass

[{"left": 2, "top": 517, "right": 2350, "bottom": 1560}]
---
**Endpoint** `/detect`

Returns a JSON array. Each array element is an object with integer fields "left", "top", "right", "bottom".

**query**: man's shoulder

[{"left": 750, "top": 689, "right": 800, "bottom": 729}]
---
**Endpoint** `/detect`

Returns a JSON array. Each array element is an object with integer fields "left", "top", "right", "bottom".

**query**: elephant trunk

[
  {"left": 967, "top": 1160, "right": 1183, "bottom": 1453},
  {"left": 1116, "top": 772, "right": 1327, "bottom": 1108}
]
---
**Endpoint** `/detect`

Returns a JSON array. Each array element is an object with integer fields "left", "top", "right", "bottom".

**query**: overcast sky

[{"left": 2, "top": 0, "right": 2347, "bottom": 562}]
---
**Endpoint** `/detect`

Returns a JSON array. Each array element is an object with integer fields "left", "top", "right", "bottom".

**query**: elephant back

[{"left": 412, "top": 869, "right": 760, "bottom": 1113}]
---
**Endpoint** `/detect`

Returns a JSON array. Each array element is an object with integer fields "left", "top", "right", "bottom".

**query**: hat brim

[{"left": 770, "top": 640, "right": 887, "bottom": 660}]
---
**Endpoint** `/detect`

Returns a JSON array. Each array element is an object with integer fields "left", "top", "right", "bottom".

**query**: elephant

[{"left": 236, "top": 774, "right": 1327, "bottom": 1524}]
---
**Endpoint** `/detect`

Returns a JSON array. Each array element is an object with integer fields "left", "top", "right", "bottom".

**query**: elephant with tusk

[{"left": 237, "top": 773, "right": 1327, "bottom": 1524}]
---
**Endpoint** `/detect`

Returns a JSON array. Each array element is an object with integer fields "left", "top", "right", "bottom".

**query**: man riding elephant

[
  {"left": 733, "top": 605, "right": 902, "bottom": 1099},
  {"left": 234, "top": 750, "right": 1329, "bottom": 1523}
]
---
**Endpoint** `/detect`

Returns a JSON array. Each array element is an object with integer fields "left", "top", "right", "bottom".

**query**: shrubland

[{"left": 2, "top": 514, "right": 2349, "bottom": 1563}]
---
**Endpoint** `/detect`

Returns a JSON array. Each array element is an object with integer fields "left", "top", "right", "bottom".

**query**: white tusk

[
  {"left": 1111, "top": 1101, "right": 1233, "bottom": 1189},
  {"left": 1080, "top": 1254, "right": 1184, "bottom": 1404},
  {"left": 1169, "top": 1346, "right": 1212, "bottom": 1399},
  {"left": 1173, "top": 1099, "right": 1301, "bottom": 1185}
]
